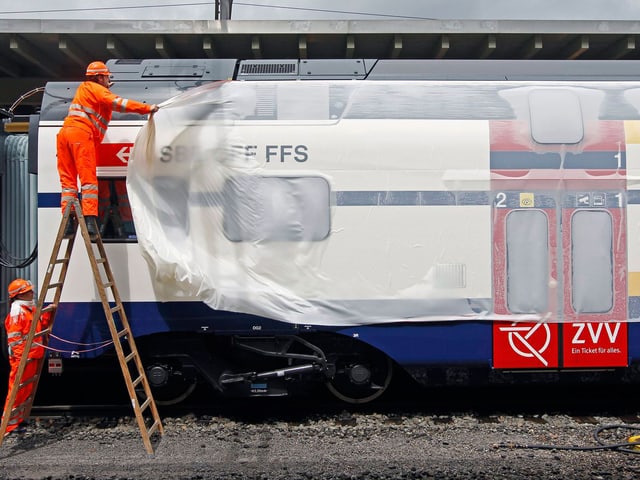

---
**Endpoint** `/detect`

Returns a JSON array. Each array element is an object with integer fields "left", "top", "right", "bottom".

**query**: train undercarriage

[{"left": 133, "top": 333, "right": 395, "bottom": 406}]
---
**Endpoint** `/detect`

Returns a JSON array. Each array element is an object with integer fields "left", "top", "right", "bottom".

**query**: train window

[
  {"left": 222, "top": 176, "right": 330, "bottom": 242},
  {"left": 97, "top": 177, "right": 137, "bottom": 242},
  {"left": 150, "top": 176, "right": 190, "bottom": 246},
  {"left": 505, "top": 210, "right": 548, "bottom": 314},
  {"left": 571, "top": 210, "right": 613, "bottom": 313},
  {"left": 529, "top": 89, "right": 584, "bottom": 144}
]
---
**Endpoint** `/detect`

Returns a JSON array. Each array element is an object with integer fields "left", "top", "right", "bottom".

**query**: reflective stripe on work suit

[
  {"left": 56, "top": 80, "right": 153, "bottom": 216},
  {"left": 57, "top": 127, "right": 100, "bottom": 216},
  {"left": 2, "top": 302, "right": 51, "bottom": 433}
]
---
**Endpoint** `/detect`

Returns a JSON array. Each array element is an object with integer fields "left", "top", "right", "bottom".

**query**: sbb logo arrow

[{"left": 97, "top": 143, "right": 134, "bottom": 167}]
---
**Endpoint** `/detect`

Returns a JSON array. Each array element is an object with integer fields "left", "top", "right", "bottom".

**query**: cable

[
  {"left": 9, "top": 87, "right": 45, "bottom": 113},
  {"left": 496, "top": 424, "right": 640, "bottom": 455},
  {"left": 38, "top": 334, "right": 114, "bottom": 355},
  {"left": 0, "top": 2, "right": 214, "bottom": 16},
  {"left": 233, "top": 1, "right": 438, "bottom": 19},
  {"left": 49, "top": 333, "right": 114, "bottom": 348},
  {"left": 0, "top": 1, "right": 436, "bottom": 20},
  {"left": 40, "top": 342, "right": 114, "bottom": 355},
  {"left": 0, "top": 240, "right": 37, "bottom": 268}
]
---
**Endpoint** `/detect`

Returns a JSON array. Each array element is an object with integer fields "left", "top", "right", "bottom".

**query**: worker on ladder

[
  {"left": 2, "top": 279, "right": 54, "bottom": 435},
  {"left": 56, "top": 61, "right": 159, "bottom": 239}
]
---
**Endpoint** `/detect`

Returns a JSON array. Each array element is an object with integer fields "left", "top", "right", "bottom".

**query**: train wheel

[
  {"left": 137, "top": 362, "right": 198, "bottom": 406},
  {"left": 325, "top": 351, "right": 393, "bottom": 404}
]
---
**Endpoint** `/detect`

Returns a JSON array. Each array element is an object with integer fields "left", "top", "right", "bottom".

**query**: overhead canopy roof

[{"left": 2, "top": 19, "right": 640, "bottom": 112}]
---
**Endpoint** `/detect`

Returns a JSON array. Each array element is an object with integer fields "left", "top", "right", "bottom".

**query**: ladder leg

[
  {"left": 78, "top": 209, "right": 163, "bottom": 454},
  {"left": 2, "top": 199, "right": 163, "bottom": 453},
  {"left": 0, "top": 202, "right": 75, "bottom": 442}
]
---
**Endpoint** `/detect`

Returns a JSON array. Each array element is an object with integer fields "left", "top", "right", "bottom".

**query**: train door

[
  {"left": 491, "top": 191, "right": 560, "bottom": 368},
  {"left": 489, "top": 113, "right": 629, "bottom": 371},
  {"left": 559, "top": 191, "right": 628, "bottom": 367},
  {"left": 491, "top": 189, "right": 628, "bottom": 369}
]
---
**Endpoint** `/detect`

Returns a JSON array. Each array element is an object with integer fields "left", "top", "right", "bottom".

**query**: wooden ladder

[{"left": 0, "top": 200, "right": 163, "bottom": 453}]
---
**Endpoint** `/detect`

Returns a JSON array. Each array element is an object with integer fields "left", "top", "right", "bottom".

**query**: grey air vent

[{"left": 239, "top": 62, "right": 298, "bottom": 76}]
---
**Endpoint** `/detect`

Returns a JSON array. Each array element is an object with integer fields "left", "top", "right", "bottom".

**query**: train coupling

[{"left": 219, "top": 363, "right": 321, "bottom": 384}]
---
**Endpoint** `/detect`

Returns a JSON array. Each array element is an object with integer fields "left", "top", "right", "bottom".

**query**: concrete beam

[
  {"left": 346, "top": 35, "right": 355, "bottom": 59},
  {"left": 563, "top": 35, "right": 589, "bottom": 60},
  {"left": 432, "top": 35, "right": 450, "bottom": 59},
  {"left": 476, "top": 34, "right": 496, "bottom": 59},
  {"left": 391, "top": 35, "right": 402, "bottom": 58},
  {"left": 59, "top": 35, "right": 89, "bottom": 68},
  {"left": 518, "top": 34, "right": 543, "bottom": 59},
  {"left": 9, "top": 35, "right": 58, "bottom": 77},
  {"left": 298, "top": 36, "right": 307, "bottom": 59},
  {"left": 155, "top": 36, "right": 175, "bottom": 59},
  {"left": 609, "top": 35, "right": 635, "bottom": 59},
  {"left": 251, "top": 35, "right": 262, "bottom": 59},
  {"left": 202, "top": 37, "right": 216, "bottom": 58},
  {"left": 106, "top": 35, "right": 134, "bottom": 59}
]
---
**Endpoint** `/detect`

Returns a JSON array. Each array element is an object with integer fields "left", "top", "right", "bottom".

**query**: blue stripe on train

[
  {"left": 42, "top": 190, "right": 634, "bottom": 209},
  {"left": 490, "top": 150, "right": 625, "bottom": 170},
  {"left": 40, "top": 191, "right": 491, "bottom": 208}
]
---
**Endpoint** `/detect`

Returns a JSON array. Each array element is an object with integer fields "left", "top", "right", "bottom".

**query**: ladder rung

[
  {"left": 147, "top": 419, "right": 161, "bottom": 436},
  {"left": 19, "top": 375, "right": 38, "bottom": 388},
  {"left": 132, "top": 375, "right": 144, "bottom": 388},
  {"left": 111, "top": 305, "right": 122, "bottom": 315},
  {"left": 103, "top": 281, "right": 114, "bottom": 289},
  {"left": 124, "top": 351, "right": 137, "bottom": 363},
  {"left": 116, "top": 328, "right": 128, "bottom": 338},
  {"left": 53, "top": 258, "right": 69, "bottom": 265},
  {"left": 34, "top": 328, "right": 51, "bottom": 338},
  {"left": 139, "top": 397, "right": 151, "bottom": 412},
  {"left": 9, "top": 402, "right": 27, "bottom": 415},
  {"left": 48, "top": 282, "right": 64, "bottom": 290},
  {"left": 95, "top": 257, "right": 106, "bottom": 264}
]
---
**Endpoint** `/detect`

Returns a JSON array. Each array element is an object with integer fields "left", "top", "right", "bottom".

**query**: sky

[{"left": 1, "top": 0, "right": 640, "bottom": 21}]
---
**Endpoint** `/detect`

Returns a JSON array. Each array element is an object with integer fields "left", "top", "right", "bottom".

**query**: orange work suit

[
  {"left": 2, "top": 301, "right": 52, "bottom": 434},
  {"left": 56, "top": 81, "right": 153, "bottom": 216}
]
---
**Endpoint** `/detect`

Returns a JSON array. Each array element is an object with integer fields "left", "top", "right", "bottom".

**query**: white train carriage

[{"left": 28, "top": 59, "right": 640, "bottom": 404}]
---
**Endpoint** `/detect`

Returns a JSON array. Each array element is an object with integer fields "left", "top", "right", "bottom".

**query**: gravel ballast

[{"left": 1, "top": 410, "right": 639, "bottom": 479}]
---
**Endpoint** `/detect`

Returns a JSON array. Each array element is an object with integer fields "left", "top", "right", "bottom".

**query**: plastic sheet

[{"left": 128, "top": 79, "right": 640, "bottom": 325}]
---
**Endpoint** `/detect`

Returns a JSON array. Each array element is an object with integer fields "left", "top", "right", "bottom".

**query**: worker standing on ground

[
  {"left": 56, "top": 60, "right": 158, "bottom": 238},
  {"left": 2, "top": 279, "right": 54, "bottom": 435}
]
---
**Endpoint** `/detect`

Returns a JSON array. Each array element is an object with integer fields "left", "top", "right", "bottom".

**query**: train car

[{"left": 18, "top": 58, "right": 640, "bottom": 404}]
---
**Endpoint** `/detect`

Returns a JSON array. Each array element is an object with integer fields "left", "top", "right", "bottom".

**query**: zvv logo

[
  {"left": 499, "top": 322, "right": 552, "bottom": 367},
  {"left": 571, "top": 322, "right": 621, "bottom": 344}
]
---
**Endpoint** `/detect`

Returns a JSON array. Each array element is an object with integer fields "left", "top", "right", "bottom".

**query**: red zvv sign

[{"left": 97, "top": 143, "right": 134, "bottom": 167}]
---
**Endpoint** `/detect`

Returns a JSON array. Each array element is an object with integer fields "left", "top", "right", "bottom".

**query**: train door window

[
  {"left": 223, "top": 176, "right": 330, "bottom": 242},
  {"left": 97, "top": 177, "right": 137, "bottom": 242},
  {"left": 529, "top": 89, "right": 584, "bottom": 144},
  {"left": 505, "top": 210, "right": 548, "bottom": 313},
  {"left": 571, "top": 210, "right": 613, "bottom": 313}
]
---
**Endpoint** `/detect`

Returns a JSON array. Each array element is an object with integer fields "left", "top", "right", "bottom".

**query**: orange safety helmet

[
  {"left": 86, "top": 61, "right": 111, "bottom": 77},
  {"left": 8, "top": 278, "right": 33, "bottom": 299}
]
